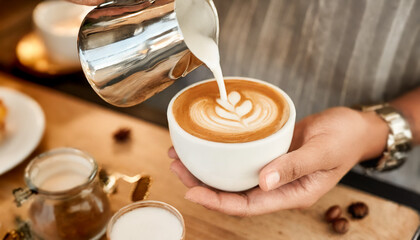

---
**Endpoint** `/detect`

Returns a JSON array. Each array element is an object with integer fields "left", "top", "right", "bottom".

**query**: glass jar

[{"left": 14, "top": 148, "right": 112, "bottom": 240}]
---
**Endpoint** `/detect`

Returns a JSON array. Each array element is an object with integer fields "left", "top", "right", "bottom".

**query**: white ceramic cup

[
  {"left": 32, "top": 1, "right": 92, "bottom": 66},
  {"left": 167, "top": 77, "right": 296, "bottom": 192}
]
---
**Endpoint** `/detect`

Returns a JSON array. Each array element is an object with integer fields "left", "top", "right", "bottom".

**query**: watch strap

[{"left": 357, "top": 104, "right": 412, "bottom": 172}]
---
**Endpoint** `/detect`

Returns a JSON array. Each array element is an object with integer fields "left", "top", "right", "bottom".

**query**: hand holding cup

[{"left": 169, "top": 104, "right": 388, "bottom": 216}]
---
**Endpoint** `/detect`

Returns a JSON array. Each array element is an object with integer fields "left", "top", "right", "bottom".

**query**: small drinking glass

[{"left": 106, "top": 201, "right": 185, "bottom": 240}]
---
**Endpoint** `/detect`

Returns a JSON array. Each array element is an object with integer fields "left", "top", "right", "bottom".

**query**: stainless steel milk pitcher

[{"left": 78, "top": 0, "right": 219, "bottom": 107}]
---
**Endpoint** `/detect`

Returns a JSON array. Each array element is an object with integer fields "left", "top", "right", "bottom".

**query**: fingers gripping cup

[{"left": 167, "top": 77, "right": 296, "bottom": 192}]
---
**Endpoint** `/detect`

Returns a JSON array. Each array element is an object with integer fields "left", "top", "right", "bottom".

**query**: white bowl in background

[{"left": 33, "top": 1, "right": 93, "bottom": 67}]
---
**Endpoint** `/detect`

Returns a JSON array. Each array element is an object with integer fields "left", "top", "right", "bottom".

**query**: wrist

[{"left": 358, "top": 110, "right": 389, "bottom": 162}]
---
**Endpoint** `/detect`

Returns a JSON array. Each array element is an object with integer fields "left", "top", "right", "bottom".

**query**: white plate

[{"left": 0, "top": 87, "right": 45, "bottom": 175}]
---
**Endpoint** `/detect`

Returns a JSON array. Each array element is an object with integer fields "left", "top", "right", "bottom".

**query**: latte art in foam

[
  {"left": 173, "top": 79, "right": 289, "bottom": 143},
  {"left": 190, "top": 91, "right": 279, "bottom": 135}
]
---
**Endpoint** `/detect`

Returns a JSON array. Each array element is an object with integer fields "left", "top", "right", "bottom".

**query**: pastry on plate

[{"left": 0, "top": 99, "right": 6, "bottom": 142}]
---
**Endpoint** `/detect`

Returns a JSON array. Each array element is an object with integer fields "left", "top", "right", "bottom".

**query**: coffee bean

[
  {"left": 325, "top": 205, "right": 342, "bottom": 222},
  {"left": 113, "top": 127, "right": 131, "bottom": 142},
  {"left": 332, "top": 218, "right": 350, "bottom": 234},
  {"left": 348, "top": 202, "right": 369, "bottom": 219}
]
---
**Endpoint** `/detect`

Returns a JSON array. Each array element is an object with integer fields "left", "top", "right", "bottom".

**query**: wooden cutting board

[{"left": 0, "top": 73, "right": 419, "bottom": 239}]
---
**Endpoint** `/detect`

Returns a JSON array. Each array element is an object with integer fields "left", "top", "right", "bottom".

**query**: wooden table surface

[{"left": 0, "top": 73, "right": 419, "bottom": 239}]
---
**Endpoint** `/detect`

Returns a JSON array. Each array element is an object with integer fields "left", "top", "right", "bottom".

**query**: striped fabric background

[
  {"left": 213, "top": 0, "right": 420, "bottom": 119},
  {"left": 150, "top": 0, "right": 420, "bottom": 192},
  {"left": 213, "top": 0, "right": 420, "bottom": 193}
]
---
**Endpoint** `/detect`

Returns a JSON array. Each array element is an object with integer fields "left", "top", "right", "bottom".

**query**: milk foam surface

[
  {"left": 110, "top": 207, "right": 183, "bottom": 240},
  {"left": 173, "top": 79, "right": 289, "bottom": 143},
  {"left": 191, "top": 90, "right": 278, "bottom": 133}
]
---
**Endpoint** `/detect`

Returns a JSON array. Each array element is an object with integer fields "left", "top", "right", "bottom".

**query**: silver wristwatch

[{"left": 356, "top": 104, "right": 413, "bottom": 172}]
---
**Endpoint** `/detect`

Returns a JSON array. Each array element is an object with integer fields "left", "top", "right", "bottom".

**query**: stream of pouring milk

[{"left": 176, "top": 0, "right": 228, "bottom": 102}]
